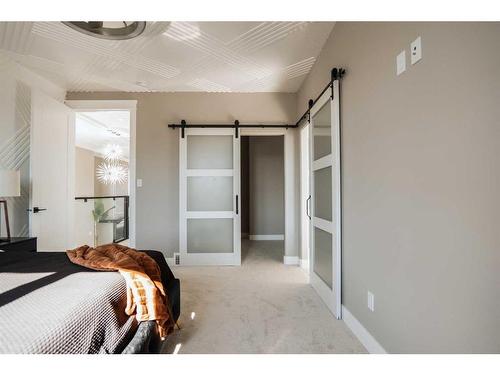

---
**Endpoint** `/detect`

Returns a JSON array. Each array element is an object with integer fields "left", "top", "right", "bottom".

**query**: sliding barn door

[
  {"left": 309, "top": 80, "right": 342, "bottom": 318},
  {"left": 179, "top": 128, "right": 241, "bottom": 265}
]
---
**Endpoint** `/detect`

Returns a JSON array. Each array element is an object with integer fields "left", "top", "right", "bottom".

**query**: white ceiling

[
  {"left": 75, "top": 111, "right": 130, "bottom": 159},
  {"left": 0, "top": 21, "right": 334, "bottom": 93}
]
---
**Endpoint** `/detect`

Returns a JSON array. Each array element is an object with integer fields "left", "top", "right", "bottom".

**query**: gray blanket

[{"left": 0, "top": 252, "right": 138, "bottom": 354}]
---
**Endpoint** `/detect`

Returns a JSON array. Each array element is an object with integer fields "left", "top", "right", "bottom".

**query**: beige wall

[
  {"left": 297, "top": 22, "right": 500, "bottom": 353},
  {"left": 66, "top": 91, "right": 297, "bottom": 257},
  {"left": 74, "top": 147, "right": 95, "bottom": 246},
  {"left": 75, "top": 147, "right": 95, "bottom": 197},
  {"left": 248, "top": 136, "right": 284, "bottom": 236}
]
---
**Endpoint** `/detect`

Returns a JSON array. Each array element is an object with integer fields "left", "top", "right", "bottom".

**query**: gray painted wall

[
  {"left": 66, "top": 91, "right": 297, "bottom": 257},
  {"left": 247, "top": 136, "right": 284, "bottom": 236},
  {"left": 297, "top": 22, "right": 500, "bottom": 353}
]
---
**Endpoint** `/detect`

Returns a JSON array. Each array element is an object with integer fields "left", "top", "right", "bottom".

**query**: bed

[{"left": 0, "top": 250, "right": 180, "bottom": 354}]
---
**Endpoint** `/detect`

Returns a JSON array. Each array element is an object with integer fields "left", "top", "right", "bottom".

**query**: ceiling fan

[{"left": 62, "top": 21, "right": 146, "bottom": 40}]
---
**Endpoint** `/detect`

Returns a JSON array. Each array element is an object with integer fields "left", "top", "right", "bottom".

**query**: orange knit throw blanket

[{"left": 66, "top": 243, "right": 174, "bottom": 339}]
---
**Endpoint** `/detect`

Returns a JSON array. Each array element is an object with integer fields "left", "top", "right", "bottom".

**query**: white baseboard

[
  {"left": 249, "top": 234, "right": 285, "bottom": 241},
  {"left": 299, "top": 258, "right": 309, "bottom": 270},
  {"left": 342, "top": 305, "right": 387, "bottom": 354},
  {"left": 283, "top": 256, "right": 300, "bottom": 265}
]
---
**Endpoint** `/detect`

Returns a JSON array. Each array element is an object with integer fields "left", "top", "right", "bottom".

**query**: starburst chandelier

[
  {"left": 103, "top": 144, "right": 123, "bottom": 162},
  {"left": 96, "top": 144, "right": 128, "bottom": 185},
  {"left": 96, "top": 162, "right": 128, "bottom": 185}
]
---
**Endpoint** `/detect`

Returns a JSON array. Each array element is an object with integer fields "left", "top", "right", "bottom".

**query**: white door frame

[
  {"left": 179, "top": 128, "right": 241, "bottom": 266},
  {"left": 240, "top": 128, "right": 297, "bottom": 265},
  {"left": 309, "top": 80, "right": 342, "bottom": 319},
  {"left": 65, "top": 100, "right": 138, "bottom": 248},
  {"left": 299, "top": 121, "right": 311, "bottom": 272}
]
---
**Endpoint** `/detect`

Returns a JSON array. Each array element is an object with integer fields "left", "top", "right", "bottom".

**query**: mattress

[{"left": 0, "top": 251, "right": 138, "bottom": 354}]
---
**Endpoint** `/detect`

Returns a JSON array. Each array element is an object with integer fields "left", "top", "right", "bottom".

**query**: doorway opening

[
  {"left": 240, "top": 135, "right": 285, "bottom": 264},
  {"left": 73, "top": 110, "right": 131, "bottom": 248}
]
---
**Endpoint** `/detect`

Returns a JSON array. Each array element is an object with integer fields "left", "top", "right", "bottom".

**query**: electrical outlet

[
  {"left": 396, "top": 50, "right": 406, "bottom": 76},
  {"left": 137, "top": 178, "right": 143, "bottom": 187},
  {"left": 367, "top": 291, "right": 375, "bottom": 312},
  {"left": 410, "top": 36, "right": 422, "bottom": 65}
]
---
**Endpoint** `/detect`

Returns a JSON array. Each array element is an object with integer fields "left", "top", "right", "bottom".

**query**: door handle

[
  {"left": 28, "top": 207, "right": 47, "bottom": 214},
  {"left": 306, "top": 195, "right": 311, "bottom": 219},
  {"left": 235, "top": 195, "right": 239, "bottom": 215}
]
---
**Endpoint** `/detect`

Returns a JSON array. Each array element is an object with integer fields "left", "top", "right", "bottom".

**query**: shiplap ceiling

[{"left": 0, "top": 21, "right": 334, "bottom": 93}]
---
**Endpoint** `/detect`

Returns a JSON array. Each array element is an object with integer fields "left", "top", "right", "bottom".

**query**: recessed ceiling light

[{"left": 62, "top": 21, "right": 146, "bottom": 40}]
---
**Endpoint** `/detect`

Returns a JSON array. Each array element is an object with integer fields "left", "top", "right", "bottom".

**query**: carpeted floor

[{"left": 161, "top": 240, "right": 367, "bottom": 354}]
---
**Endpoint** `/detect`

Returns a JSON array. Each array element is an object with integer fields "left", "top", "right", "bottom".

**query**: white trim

[
  {"left": 299, "top": 121, "right": 311, "bottom": 275},
  {"left": 186, "top": 211, "right": 234, "bottom": 219},
  {"left": 312, "top": 154, "right": 333, "bottom": 171},
  {"left": 249, "top": 234, "right": 284, "bottom": 240},
  {"left": 65, "top": 100, "right": 138, "bottom": 110},
  {"left": 332, "top": 80, "right": 342, "bottom": 318},
  {"left": 300, "top": 258, "right": 309, "bottom": 270},
  {"left": 64, "top": 99, "right": 138, "bottom": 248},
  {"left": 342, "top": 306, "right": 387, "bottom": 354},
  {"left": 186, "top": 169, "right": 233, "bottom": 176},
  {"left": 66, "top": 111, "right": 76, "bottom": 249},
  {"left": 313, "top": 217, "right": 333, "bottom": 232},
  {"left": 186, "top": 128, "right": 234, "bottom": 136},
  {"left": 284, "top": 131, "right": 299, "bottom": 265},
  {"left": 283, "top": 256, "right": 299, "bottom": 265},
  {"left": 240, "top": 128, "right": 286, "bottom": 136}
]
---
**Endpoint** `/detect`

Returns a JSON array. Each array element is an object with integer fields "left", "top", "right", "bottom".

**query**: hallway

[{"left": 162, "top": 240, "right": 366, "bottom": 354}]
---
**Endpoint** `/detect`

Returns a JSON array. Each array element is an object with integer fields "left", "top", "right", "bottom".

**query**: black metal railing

[{"left": 75, "top": 195, "right": 129, "bottom": 245}]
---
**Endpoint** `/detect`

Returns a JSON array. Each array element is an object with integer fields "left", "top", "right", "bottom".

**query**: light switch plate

[
  {"left": 396, "top": 50, "right": 406, "bottom": 76},
  {"left": 137, "top": 178, "right": 143, "bottom": 187},
  {"left": 411, "top": 36, "right": 422, "bottom": 65},
  {"left": 367, "top": 291, "right": 375, "bottom": 312}
]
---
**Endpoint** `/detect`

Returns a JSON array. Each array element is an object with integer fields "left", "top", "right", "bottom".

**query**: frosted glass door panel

[
  {"left": 313, "top": 101, "right": 331, "bottom": 161},
  {"left": 309, "top": 80, "right": 341, "bottom": 317},
  {"left": 187, "top": 135, "right": 233, "bottom": 169},
  {"left": 180, "top": 128, "right": 240, "bottom": 265},
  {"left": 187, "top": 218, "right": 234, "bottom": 253},
  {"left": 313, "top": 227, "right": 333, "bottom": 289},
  {"left": 314, "top": 166, "right": 332, "bottom": 221},
  {"left": 187, "top": 176, "right": 233, "bottom": 211}
]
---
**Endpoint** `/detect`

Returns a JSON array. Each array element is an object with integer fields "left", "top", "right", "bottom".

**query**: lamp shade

[{"left": 0, "top": 170, "right": 20, "bottom": 197}]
